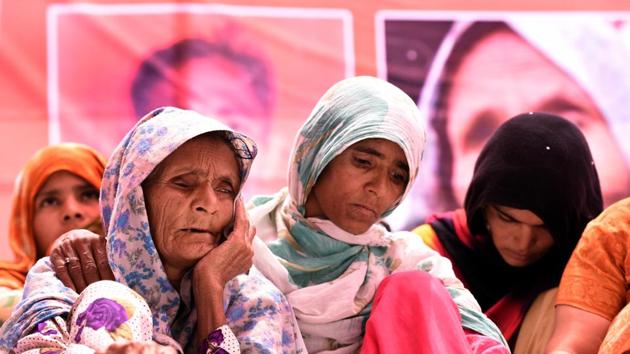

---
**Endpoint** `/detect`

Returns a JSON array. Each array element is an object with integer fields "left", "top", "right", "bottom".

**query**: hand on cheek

[{"left": 193, "top": 198, "right": 255, "bottom": 291}]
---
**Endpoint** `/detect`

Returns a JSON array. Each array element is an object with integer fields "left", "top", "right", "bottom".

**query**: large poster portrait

[
  {"left": 47, "top": 3, "right": 353, "bottom": 198},
  {"left": 378, "top": 12, "right": 630, "bottom": 228}
]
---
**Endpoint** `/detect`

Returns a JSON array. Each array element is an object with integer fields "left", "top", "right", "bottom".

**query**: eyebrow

[
  {"left": 35, "top": 190, "right": 60, "bottom": 201},
  {"left": 171, "top": 168, "right": 239, "bottom": 184},
  {"left": 538, "top": 96, "right": 588, "bottom": 116},
  {"left": 352, "top": 146, "right": 409, "bottom": 172},
  {"left": 36, "top": 181, "right": 94, "bottom": 197},
  {"left": 463, "top": 109, "right": 501, "bottom": 152}
]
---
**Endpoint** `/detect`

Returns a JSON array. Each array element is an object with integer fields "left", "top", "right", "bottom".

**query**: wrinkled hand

[
  {"left": 49, "top": 229, "right": 114, "bottom": 293},
  {"left": 193, "top": 198, "right": 256, "bottom": 289},
  {"left": 98, "top": 341, "right": 177, "bottom": 354}
]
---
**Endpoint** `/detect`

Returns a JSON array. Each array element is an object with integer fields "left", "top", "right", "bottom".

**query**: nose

[
  {"left": 513, "top": 226, "right": 536, "bottom": 253},
  {"left": 366, "top": 171, "right": 388, "bottom": 197},
  {"left": 62, "top": 197, "right": 85, "bottom": 222},
  {"left": 192, "top": 185, "right": 218, "bottom": 214}
]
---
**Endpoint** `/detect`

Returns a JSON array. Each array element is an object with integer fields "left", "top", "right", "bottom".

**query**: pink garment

[{"left": 361, "top": 271, "right": 509, "bottom": 354}]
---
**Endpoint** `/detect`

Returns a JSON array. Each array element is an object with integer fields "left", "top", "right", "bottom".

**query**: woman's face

[
  {"left": 484, "top": 205, "right": 555, "bottom": 267},
  {"left": 32, "top": 171, "right": 100, "bottom": 257},
  {"left": 446, "top": 29, "right": 629, "bottom": 207},
  {"left": 143, "top": 56, "right": 270, "bottom": 145},
  {"left": 143, "top": 135, "right": 240, "bottom": 274},
  {"left": 305, "top": 138, "right": 409, "bottom": 235}
]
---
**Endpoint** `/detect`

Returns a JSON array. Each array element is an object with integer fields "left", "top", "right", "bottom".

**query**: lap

[{"left": 16, "top": 281, "right": 153, "bottom": 354}]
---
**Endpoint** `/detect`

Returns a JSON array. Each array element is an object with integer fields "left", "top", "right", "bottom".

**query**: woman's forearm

[
  {"left": 193, "top": 277, "right": 228, "bottom": 350},
  {"left": 545, "top": 305, "right": 610, "bottom": 354}
]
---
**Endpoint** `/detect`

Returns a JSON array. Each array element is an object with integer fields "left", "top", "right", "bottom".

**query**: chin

[
  {"left": 339, "top": 224, "right": 371, "bottom": 235},
  {"left": 504, "top": 258, "right": 535, "bottom": 268}
]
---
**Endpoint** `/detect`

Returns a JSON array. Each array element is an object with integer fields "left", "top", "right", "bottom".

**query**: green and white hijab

[{"left": 250, "top": 76, "right": 506, "bottom": 353}]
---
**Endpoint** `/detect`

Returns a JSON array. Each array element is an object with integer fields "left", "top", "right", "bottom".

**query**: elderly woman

[
  {"left": 0, "top": 107, "right": 303, "bottom": 353},
  {"left": 0, "top": 143, "right": 108, "bottom": 323},
  {"left": 249, "top": 76, "right": 508, "bottom": 353},
  {"left": 413, "top": 113, "right": 603, "bottom": 352}
]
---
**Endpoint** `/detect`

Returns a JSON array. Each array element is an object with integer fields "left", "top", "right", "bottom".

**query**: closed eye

[
  {"left": 170, "top": 175, "right": 195, "bottom": 189},
  {"left": 390, "top": 171, "right": 408, "bottom": 186},
  {"left": 496, "top": 209, "right": 517, "bottom": 223},
  {"left": 353, "top": 157, "right": 372, "bottom": 169}
]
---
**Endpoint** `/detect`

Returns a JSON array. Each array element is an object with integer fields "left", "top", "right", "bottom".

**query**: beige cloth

[{"left": 513, "top": 288, "right": 557, "bottom": 354}]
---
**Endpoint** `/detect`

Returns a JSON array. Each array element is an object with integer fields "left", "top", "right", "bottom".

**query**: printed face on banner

[
  {"left": 381, "top": 16, "right": 630, "bottom": 227},
  {"left": 446, "top": 27, "right": 628, "bottom": 207},
  {"left": 49, "top": 5, "right": 351, "bottom": 199}
]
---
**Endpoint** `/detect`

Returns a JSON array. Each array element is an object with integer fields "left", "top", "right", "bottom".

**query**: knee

[
  {"left": 378, "top": 270, "right": 445, "bottom": 298},
  {"left": 71, "top": 280, "right": 153, "bottom": 345},
  {"left": 77, "top": 280, "right": 149, "bottom": 309}
]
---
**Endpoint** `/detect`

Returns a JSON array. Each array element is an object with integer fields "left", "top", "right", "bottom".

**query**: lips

[
  {"left": 180, "top": 228, "right": 214, "bottom": 236},
  {"left": 507, "top": 251, "right": 530, "bottom": 262},
  {"left": 350, "top": 203, "right": 378, "bottom": 218}
]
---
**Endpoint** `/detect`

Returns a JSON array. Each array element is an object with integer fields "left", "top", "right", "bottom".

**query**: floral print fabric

[{"left": 9, "top": 280, "right": 238, "bottom": 354}]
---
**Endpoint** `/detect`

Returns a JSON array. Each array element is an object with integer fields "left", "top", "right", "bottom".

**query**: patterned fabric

[
  {"left": 199, "top": 325, "right": 238, "bottom": 354},
  {"left": 9, "top": 280, "right": 239, "bottom": 354},
  {"left": 0, "top": 258, "right": 78, "bottom": 351},
  {"left": 599, "top": 303, "right": 630, "bottom": 354},
  {"left": 0, "top": 107, "right": 304, "bottom": 353},
  {"left": 14, "top": 280, "right": 153, "bottom": 354},
  {"left": 249, "top": 76, "right": 507, "bottom": 353},
  {"left": 0, "top": 143, "right": 106, "bottom": 290}
]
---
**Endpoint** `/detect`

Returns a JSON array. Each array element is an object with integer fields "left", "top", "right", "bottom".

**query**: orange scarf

[{"left": 0, "top": 143, "right": 106, "bottom": 289}]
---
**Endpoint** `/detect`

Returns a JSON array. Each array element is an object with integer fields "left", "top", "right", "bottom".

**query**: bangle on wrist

[{"left": 199, "top": 327, "right": 228, "bottom": 354}]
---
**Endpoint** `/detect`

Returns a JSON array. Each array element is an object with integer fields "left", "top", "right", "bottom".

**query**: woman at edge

[
  {"left": 413, "top": 112, "right": 603, "bottom": 352},
  {"left": 0, "top": 143, "right": 110, "bottom": 323}
]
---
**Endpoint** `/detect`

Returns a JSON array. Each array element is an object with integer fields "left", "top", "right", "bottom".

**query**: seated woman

[
  {"left": 546, "top": 197, "right": 630, "bottom": 354},
  {"left": 249, "top": 76, "right": 508, "bottom": 353},
  {"left": 412, "top": 113, "right": 603, "bottom": 351},
  {"left": 0, "top": 107, "right": 303, "bottom": 353},
  {"left": 0, "top": 143, "right": 108, "bottom": 323}
]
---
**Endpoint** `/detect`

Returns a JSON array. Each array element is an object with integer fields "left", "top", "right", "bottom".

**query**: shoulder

[{"left": 577, "top": 198, "right": 630, "bottom": 256}]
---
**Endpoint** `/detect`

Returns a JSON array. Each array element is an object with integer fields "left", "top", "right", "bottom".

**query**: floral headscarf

[
  {"left": 100, "top": 106, "right": 256, "bottom": 346},
  {"left": 1, "top": 107, "right": 305, "bottom": 353},
  {"left": 0, "top": 143, "right": 106, "bottom": 289}
]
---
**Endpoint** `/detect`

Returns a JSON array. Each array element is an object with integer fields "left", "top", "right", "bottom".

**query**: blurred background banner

[
  {"left": 47, "top": 3, "right": 353, "bottom": 199},
  {"left": 377, "top": 11, "right": 630, "bottom": 229},
  {"left": 1, "top": 0, "right": 630, "bottom": 258}
]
